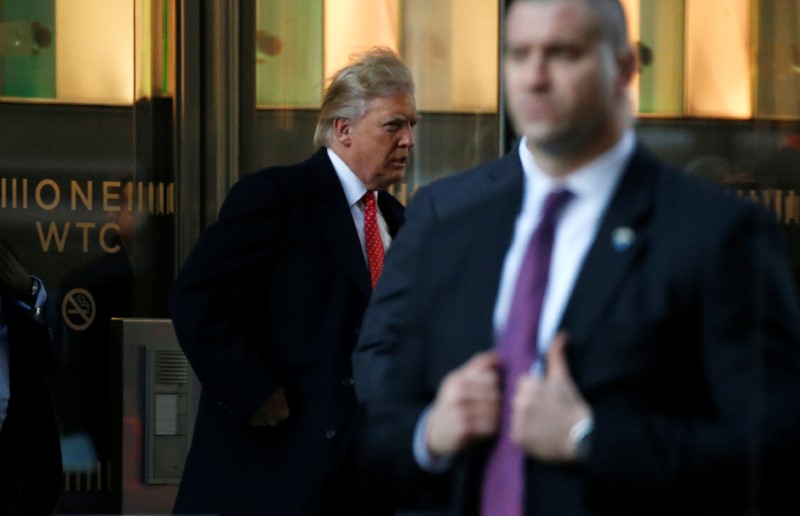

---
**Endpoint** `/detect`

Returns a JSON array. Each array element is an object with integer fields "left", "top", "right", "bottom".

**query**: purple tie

[{"left": 481, "top": 189, "right": 573, "bottom": 516}]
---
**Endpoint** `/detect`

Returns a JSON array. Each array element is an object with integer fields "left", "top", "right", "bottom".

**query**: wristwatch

[{"left": 570, "top": 417, "right": 594, "bottom": 462}]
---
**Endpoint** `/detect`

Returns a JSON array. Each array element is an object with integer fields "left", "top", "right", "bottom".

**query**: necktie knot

[
  {"left": 540, "top": 188, "right": 573, "bottom": 227},
  {"left": 362, "top": 191, "right": 377, "bottom": 209}
]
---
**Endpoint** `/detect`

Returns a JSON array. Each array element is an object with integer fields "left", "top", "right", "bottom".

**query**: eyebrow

[{"left": 384, "top": 115, "right": 420, "bottom": 125}]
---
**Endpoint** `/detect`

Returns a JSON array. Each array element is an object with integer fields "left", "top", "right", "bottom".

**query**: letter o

[{"left": 35, "top": 179, "right": 61, "bottom": 211}]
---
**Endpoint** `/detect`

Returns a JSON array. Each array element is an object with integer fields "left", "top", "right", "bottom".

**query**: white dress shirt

[
  {"left": 414, "top": 131, "right": 636, "bottom": 471},
  {"left": 494, "top": 131, "right": 635, "bottom": 367},
  {"left": 327, "top": 148, "right": 393, "bottom": 260}
]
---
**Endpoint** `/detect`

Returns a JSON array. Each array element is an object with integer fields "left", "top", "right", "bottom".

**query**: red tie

[{"left": 363, "top": 191, "right": 384, "bottom": 289}]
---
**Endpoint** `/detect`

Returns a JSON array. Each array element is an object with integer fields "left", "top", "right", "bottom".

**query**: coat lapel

[
  {"left": 459, "top": 153, "right": 526, "bottom": 356},
  {"left": 377, "top": 191, "right": 404, "bottom": 237},
  {"left": 559, "top": 146, "right": 657, "bottom": 347},
  {"left": 310, "top": 150, "right": 372, "bottom": 298}
]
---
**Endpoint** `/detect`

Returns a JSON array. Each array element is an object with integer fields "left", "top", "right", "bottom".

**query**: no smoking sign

[{"left": 61, "top": 288, "right": 96, "bottom": 331}]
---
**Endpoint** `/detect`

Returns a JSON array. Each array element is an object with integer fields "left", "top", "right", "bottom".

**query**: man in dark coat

[
  {"left": 170, "top": 47, "right": 416, "bottom": 515},
  {"left": 352, "top": 1, "right": 800, "bottom": 514}
]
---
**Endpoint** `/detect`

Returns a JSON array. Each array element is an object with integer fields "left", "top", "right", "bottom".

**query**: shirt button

[
  {"left": 325, "top": 430, "right": 336, "bottom": 439},
  {"left": 341, "top": 377, "right": 354, "bottom": 387}
]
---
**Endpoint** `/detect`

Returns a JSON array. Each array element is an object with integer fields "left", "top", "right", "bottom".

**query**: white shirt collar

[
  {"left": 517, "top": 130, "right": 636, "bottom": 213},
  {"left": 327, "top": 147, "right": 369, "bottom": 207}
]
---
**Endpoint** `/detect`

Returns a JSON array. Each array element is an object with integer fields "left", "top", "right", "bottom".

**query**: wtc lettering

[{"left": 35, "top": 221, "right": 122, "bottom": 253}]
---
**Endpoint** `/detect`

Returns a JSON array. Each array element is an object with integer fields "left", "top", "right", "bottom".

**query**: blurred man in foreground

[{"left": 353, "top": 1, "right": 800, "bottom": 514}]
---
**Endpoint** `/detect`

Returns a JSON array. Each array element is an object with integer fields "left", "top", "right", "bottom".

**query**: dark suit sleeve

[
  {"left": 170, "top": 173, "right": 284, "bottom": 424},
  {"left": 3, "top": 286, "right": 65, "bottom": 515},
  {"left": 353, "top": 186, "right": 431, "bottom": 404},
  {"left": 7, "top": 289, "right": 66, "bottom": 376},
  {"left": 584, "top": 204, "right": 800, "bottom": 508},
  {"left": 1, "top": 241, "right": 65, "bottom": 374},
  {"left": 353, "top": 186, "right": 451, "bottom": 507}
]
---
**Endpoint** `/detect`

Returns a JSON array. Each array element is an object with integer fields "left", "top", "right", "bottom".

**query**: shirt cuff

[
  {"left": 14, "top": 276, "right": 46, "bottom": 314},
  {"left": 569, "top": 415, "right": 594, "bottom": 462}
]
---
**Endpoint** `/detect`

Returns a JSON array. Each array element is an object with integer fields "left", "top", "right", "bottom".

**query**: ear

[
  {"left": 332, "top": 118, "right": 352, "bottom": 146},
  {"left": 615, "top": 48, "right": 637, "bottom": 94}
]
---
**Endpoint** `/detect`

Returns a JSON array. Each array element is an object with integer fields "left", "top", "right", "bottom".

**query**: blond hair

[{"left": 313, "top": 47, "right": 415, "bottom": 148}]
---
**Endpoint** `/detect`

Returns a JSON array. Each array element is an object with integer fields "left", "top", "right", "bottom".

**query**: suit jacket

[
  {"left": 353, "top": 144, "right": 800, "bottom": 515},
  {"left": 170, "top": 148, "right": 405, "bottom": 515},
  {"left": 0, "top": 248, "right": 65, "bottom": 515}
]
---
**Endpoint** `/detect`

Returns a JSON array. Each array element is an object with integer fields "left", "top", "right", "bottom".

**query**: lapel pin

[{"left": 611, "top": 226, "right": 635, "bottom": 252}]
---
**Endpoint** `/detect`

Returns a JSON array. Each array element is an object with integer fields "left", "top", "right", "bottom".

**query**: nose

[
  {"left": 399, "top": 124, "right": 415, "bottom": 149},
  {"left": 521, "top": 52, "right": 549, "bottom": 91},
  {"left": 531, "top": 56, "right": 550, "bottom": 90}
]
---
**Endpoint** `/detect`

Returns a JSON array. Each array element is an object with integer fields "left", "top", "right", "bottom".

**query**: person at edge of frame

[{"left": 352, "top": 0, "right": 800, "bottom": 514}]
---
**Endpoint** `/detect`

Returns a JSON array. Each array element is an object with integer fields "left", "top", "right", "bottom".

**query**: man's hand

[
  {"left": 511, "top": 333, "right": 591, "bottom": 462},
  {"left": 426, "top": 351, "right": 501, "bottom": 458},
  {"left": 0, "top": 242, "right": 32, "bottom": 299},
  {"left": 249, "top": 387, "right": 290, "bottom": 427}
]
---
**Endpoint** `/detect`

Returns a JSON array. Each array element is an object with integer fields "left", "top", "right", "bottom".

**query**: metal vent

[{"left": 155, "top": 351, "right": 188, "bottom": 384}]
